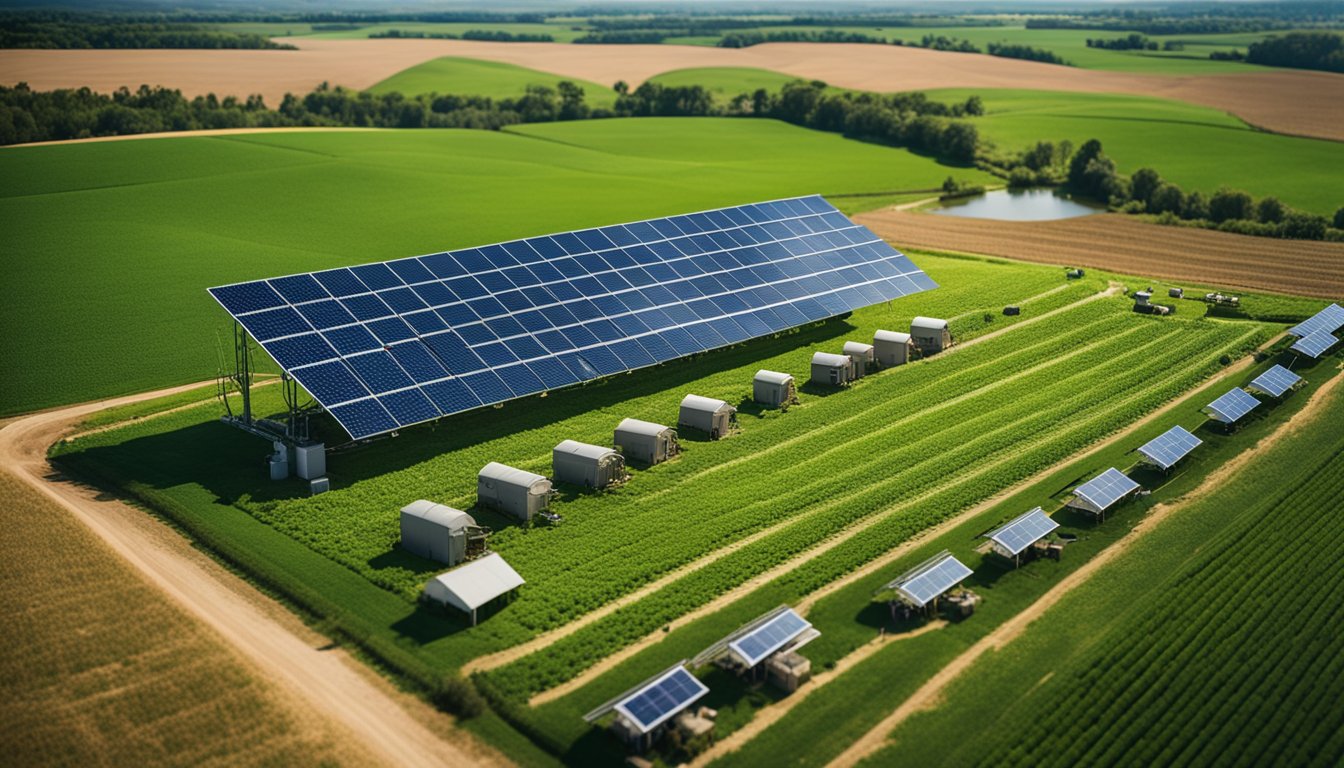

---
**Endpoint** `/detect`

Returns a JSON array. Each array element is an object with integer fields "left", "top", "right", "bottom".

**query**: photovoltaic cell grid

[
  {"left": 1248, "top": 365, "right": 1302, "bottom": 398},
  {"left": 1137, "top": 425, "right": 1203, "bottom": 471},
  {"left": 1205, "top": 388, "right": 1260, "bottom": 424},
  {"left": 729, "top": 609, "right": 811, "bottom": 667},
  {"left": 614, "top": 666, "right": 709, "bottom": 735},
  {"left": 208, "top": 196, "right": 936, "bottom": 440},
  {"left": 1287, "top": 303, "right": 1344, "bottom": 338},
  {"left": 1291, "top": 330, "right": 1339, "bottom": 359},
  {"left": 986, "top": 507, "right": 1060, "bottom": 557},
  {"left": 1074, "top": 468, "right": 1141, "bottom": 512},
  {"left": 890, "top": 554, "right": 973, "bottom": 607}
]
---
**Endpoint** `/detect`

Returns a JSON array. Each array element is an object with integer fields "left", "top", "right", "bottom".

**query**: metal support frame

[{"left": 217, "top": 322, "right": 321, "bottom": 446}]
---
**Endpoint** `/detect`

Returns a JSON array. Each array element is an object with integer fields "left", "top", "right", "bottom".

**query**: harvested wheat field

[
  {"left": 2, "top": 39, "right": 1342, "bottom": 141},
  {"left": 0, "top": 471, "right": 374, "bottom": 768},
  {"left": 857, "top": 209, "right": 1344, "bottom": 299}
]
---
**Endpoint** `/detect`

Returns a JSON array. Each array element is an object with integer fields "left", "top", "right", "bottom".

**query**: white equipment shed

[
  {"left": 399, "top": 500, "right": 487, "bottom": 566},
  {"left": 679, "top": 394, "right": 737, "bottom": 439},
  {"left": 478, "top": 462, "right": 554, "bottom": 522},
  {"left": 422, "top": 552, "right": 524, "bottom": 625},
  {"left": 873, "top": 330, "right": 913, "bottom": 367},
  {"left": 553, "top": 439, "right": 628, "bottom": 489}
]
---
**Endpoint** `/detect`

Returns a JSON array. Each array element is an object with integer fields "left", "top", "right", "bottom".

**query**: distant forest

[
  {"left": 0, "top": 12, "right": 293, "bottom": 49},
  {"left": 1246, "top": 32, "right": 1344, "bottom": 73}
]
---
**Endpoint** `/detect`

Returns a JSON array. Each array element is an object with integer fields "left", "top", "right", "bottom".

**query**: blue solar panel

[
  {"left": 1287, "top": 303, "right": 1344, "bottom": 338},
  {"left": 614, "top": 666, "right": 709, "bottom": 735},
  {"left": 210, "top": 196, "right": 935, "bottom": 440},
  {"left": 887, "top": 552, "right": 973, "bottom": 607},
  {"left": 1136, "top": 426, "right": 1203, "bottom": 470},
  {"left": 1291, "top": 330, "right": 1338, "bottom": 359},
  {"left": 986, "top": 508, "right": 1060, "bottom": 556},
  {"left": 1073, "top": 468, "right": 1141, "bottom": 512},
  {"left": 729, "top": 609, "right": 812, "bottom": 667},
  {"left": 1248, "top": 365, "right": 1302, "bottom": 398},
  {"left": 1205, "top": 388, "right": 1261, "bottom": 424}
]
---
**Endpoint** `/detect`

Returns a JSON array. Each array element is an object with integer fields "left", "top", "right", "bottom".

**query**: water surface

[{"left": 932, "top": 188, "right": 1104, "bottom": 222}]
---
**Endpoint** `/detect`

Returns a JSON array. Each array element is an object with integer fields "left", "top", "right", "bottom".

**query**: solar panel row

[
  {"left": 730, "top": 609, "right": 811, "bottom": 667},
  {"left": 1205, "top": 387, "right": 1261, "bottom": 424},
  {"left": 891, "top": 554, "right": 973, "bottom": 607},
  {"left": 1248, "top": 364, "right": 1302, "bottom": 398},
  {"left": 1074, "top": 467, "right": 1141, "bottom": 512},
  {"left": 987, "top": 507, "right": 1060, "bottom": 556},
  {"left": 1136, "top": 425, "right": 1203, "bottom": 470},
  {"left": 209, "top": 196, "right": 936, "bottom": 439},
  {"left": 1287, "top": 303, "right": 1344, "bottom": 338},
  {"left": 1291, "top": 330, "right": 1339, "bottom": 359},
  {"left": 615, "top": 666, "right": 709, "bottom": 734}
]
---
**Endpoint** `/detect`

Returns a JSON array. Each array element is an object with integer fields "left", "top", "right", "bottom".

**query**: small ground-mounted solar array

[
  {"left": 585, "top": 662, "right": 709, "bottom": 738},
  {"left": 1068, "top": 467, "right": 1141, "bottom": 519},
  {"left": 884, "top": 550, "right": 974, "bottom": 608},
  {"left": 1286, "top": 303, "right": 1344, "bottom": 338},
  {"left": 209, "top": 195, "right": 936, "bottom": 440},
  {"left": 1136, "top": 425, "right": 1203, "bottom": 471},
  {"left": 1290, "top": 329, "right": 1339, "bottom": 360},
  {"left": 1203, "top": 387, "right": 1261, "bottom": 425},
  {"left": 726, "top": 607, "right": 815, "bottom": 668},
  {"left": 984, "top": 507, "right": 1060, "bottom": 562},
  {"left": 1248, "top": 364, "right": 1303, "bottom": 398}
]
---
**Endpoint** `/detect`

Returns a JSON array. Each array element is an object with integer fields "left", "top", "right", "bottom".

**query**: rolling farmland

[{"left": 366, "top": 56, "right": 618, "bottom": 107}]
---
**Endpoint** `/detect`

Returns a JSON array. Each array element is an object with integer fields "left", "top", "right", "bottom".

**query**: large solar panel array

[
  {"left": 1204, "top": 388, "right": 1261, "bottom": 424},
  {"left": 985, "top": 507, "right": 1060, "bottom": 557},
  {"left": 1248, "top": 365, "right": 1302, "bottom": 398},
  {"left": 1073, "top": 468, "right": 1140, "bottom": 513},
  {"left": 613, "top": 665, "right": 709, "bottom": 735},
  {"left": 728, "top": 608, "right": 812, "bottom": 667},
  {"left": 887, "top": 552, "right": 973, "bottom": 607},
  {"left": 1291, "top": 330, "right": 1339, "bottom": 359},
  {"left": 1137, "top": 425, "right": 1203, "bottom": 470},
  {"left": 209, "top": 196, "right": 936, "bottom": 440},
  {"left": 1287, "top": 303, "right": 1344, "bottom": 338}
]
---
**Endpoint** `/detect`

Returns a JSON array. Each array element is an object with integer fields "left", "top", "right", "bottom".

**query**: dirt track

[
  {"left": 2, "top": 39, "right": 1342, "bottom": 142},
  {"left": 0, "top": 383, "right": 505, "bottom": 768},
  {"left": 858, "top": 209, "right": 1344, "bottom": 300},
  {"left": 828, "top": 365, "right": 1344, "bottom": 768}
]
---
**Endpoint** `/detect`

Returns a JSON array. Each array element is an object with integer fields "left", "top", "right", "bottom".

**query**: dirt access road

[
  {"left": 858, "top": 209, "right": 1344, "bottom": 300},
  {"left": 827, "top": 366, "right": 1344, "bottom": 768},
  {"left": 2, "top": 39, "right": 1342, "bottom": 142},
  {"left": 0, "top": 384, "right": 506, "bottom": 768}
]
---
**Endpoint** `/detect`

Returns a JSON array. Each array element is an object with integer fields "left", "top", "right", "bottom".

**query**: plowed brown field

[
  {"left": 2, "top": 39, "right": 1342, "bottom": 141},
  {"left": 856, "top": 209, "right": 1344, "bottom": 299}
]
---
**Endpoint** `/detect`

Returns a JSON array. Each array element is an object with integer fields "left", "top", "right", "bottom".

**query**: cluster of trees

[
  {"left": 573, "top": 31, "right": 668, "bottom": 44},
  {"left": 0, "top": 15, "right": 292, "bottom": 49},
  {"left": 986, "top": 42, "right": 1070, "bottom": 64},
  {"left": 718, "top": 29, "right": 891, "bottom": 48},
  {"left": 1056, "top": 140, "right": 1341, "bottom": 241},
  {"left": 368, "top": 29, "right": 553, "bottom": 42},
  {"left": 1086, "top": 33, "right": 1158, "bottom": 51},
  {"left": 1023, "top": 2, "right": 1343, "bottom": 36},
  {"left": 912, "top": 34, "right": 980, "bottom": 52},
  {"left": 1246, "top": 32, "right": 1344, "bottom": 73}
]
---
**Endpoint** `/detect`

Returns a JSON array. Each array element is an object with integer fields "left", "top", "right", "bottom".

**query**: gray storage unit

[
  {"left": 553, "top": 439, "right": 629, "bottom": 489},
  {"left": 842, "top": 341, "right": 875, "bottom": 379},
  {"left": 400, "top": 500, "right": 487, "bottom": 566},
  {"left": 811, "top": 351, "right": 852, "bottom": 387},
  {"left": 753, "top": 370, "right": 797, "bottom": 409},
  {"left": 477, "top": 462, "right": 553, "bottom": 522},
  {"left": 294, "top": 442, "right": 325, "bottom": 480},
  {"left": 679, "top": 394, "right": 737, "bottom": 439},
  {"left": 873, "top": 330, "right": 913, "bottom": 367},
  {"left": 614, "top": 418, "right": 680, "bottom": 466},
  {"left": 910, "top": 316, "right": 951, "bottom": 355}
]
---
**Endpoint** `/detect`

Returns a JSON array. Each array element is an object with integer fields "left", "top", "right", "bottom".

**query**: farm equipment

[{"left": 1203, "top": 292, "right": 1240, "bottom": 307}]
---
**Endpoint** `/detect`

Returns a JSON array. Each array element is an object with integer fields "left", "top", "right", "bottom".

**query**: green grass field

[
  {"left": 367, "top": 57, "right": 618, "bottom": 107},
  {"left": 0, "top": 119, "right": 992, "bottom": 416},
  {"left": 648, "top": 67, "right": 803, "bottom": 98},
  {"left": 865, "top": 357, "right": 1344, "bottom": 768},
  {"left": 927, "top": 88, "right": 1344, "bottom": 214}
]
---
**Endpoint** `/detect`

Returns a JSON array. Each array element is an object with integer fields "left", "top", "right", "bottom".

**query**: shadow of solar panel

[{"left": 209, "top": 195, "right": 936, "bottom": 440}]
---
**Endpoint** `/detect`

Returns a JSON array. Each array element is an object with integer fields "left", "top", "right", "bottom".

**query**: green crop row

[
  {"left": 482, "top": 318, "right": 1261, "bottom": 706},
  {"left": 969, "top": 427, "right": 1344, "bottom": 767}
]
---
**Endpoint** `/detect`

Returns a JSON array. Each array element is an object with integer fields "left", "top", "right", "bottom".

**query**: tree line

[
  {"left": 368, "top": 29, "right": 553, "bottom": 42},
  {"left": 1086, "top": 33, "right": 1159, "bottom": 51},
  {"left": 1245, "top": 32, "right": 1344, "bottom": 73},
  {"left": 0, "top": 16, "right": 292, "bottom": 49}
]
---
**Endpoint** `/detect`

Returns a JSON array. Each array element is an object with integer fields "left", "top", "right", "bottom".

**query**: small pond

[{"left": 931, "top": 188, "right": 1104, "bottom": 221}]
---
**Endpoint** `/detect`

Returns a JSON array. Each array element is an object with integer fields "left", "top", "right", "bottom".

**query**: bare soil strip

[
  {"left": 827, "top": 365, "right": 1344, "bottom": 768},
  {"left": 0, "top": 386, "right": 506, "bottom": 768},
  {"left": 859, "top": 210, "right": 1344, "bottom": 300},
  {"left": 2, "top": 40, "right": 1341, "bottom": 142}
]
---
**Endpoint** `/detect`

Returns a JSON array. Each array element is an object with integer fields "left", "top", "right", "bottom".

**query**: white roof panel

[
  {"left": 426, "top": 552, "right": 524, "bottom": 611},
  {"left": 754, "top": 369, "right": 793, "bottom": 385},
  {"left": 1073, "top": 468, "right": 1141, "bottom": 512},
  {"left": 1291, "top": 330, "right": 1338, "bottom": 359},
  {"left": 1287, "top": 303, "right": 1344, "bottom": 337},
  {"left": 1204, "top": 388, "right": 1261, "bottom": 424},
  {"left": 812, "top": 351, "right": 851, "bottom": 367},
  {"left": 1248, "top": 365, "right": 1302, "bottom": 398},
  {"left": 681, "top": 393, "right": 731, "bottom": 413}
]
